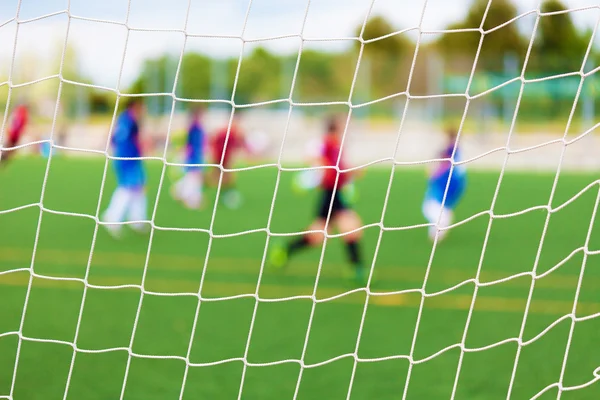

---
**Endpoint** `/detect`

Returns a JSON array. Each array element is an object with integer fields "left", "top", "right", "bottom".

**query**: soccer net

[{"left": 2, "top": 0, "right": 600, "bottom": 399}]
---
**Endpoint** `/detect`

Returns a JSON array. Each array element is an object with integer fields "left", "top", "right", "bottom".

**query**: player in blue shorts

[
  {"left": 102, "top": 99, "right": 148, "bottom": 237},
  {"left": 172, "top": 106, "right": 206, "bottom": 209},
  {"left": 422, "top": 128, "right": 467, "bottom": 241}
]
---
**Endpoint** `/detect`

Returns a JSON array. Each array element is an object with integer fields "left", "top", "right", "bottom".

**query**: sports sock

[
  {"left": 128, "top": 188, "right": 148, "bottom": 230},
  {"left": 346, "top": 240, "right": 363, "bottom": 268},
  {"left": 222, "top": 187, "right": 242, "bottom": 209},
  {"left": 287, "top": 236, "right": 310, "bottom": 256},
  {"left": 181, "top": 172, "right": 203, "bottom": 209},
  {"left": 103, "top": 187, "right": 132, "bottom": 223}
]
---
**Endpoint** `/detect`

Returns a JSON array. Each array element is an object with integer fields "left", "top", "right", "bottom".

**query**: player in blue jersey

[
  {"left": 172, "top": 106, "right": 206, "bottom": 209},
  {"left": 101, "top": 99, "right": 148, "bottom": 237},
  {"left": 422, "top": 128, "right": 467, "bottom": 241}
]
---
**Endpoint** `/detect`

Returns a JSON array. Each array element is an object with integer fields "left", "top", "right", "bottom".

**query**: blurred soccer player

[
  {"left": 1, "top": 103, "right": 29, "bottom": 165},
  {"left": 101, "top": 99, "right": 148, "bottom": 238},
  {"left": 422, "top": 128, "right": 467, "bottom": 241},
  {"left": 210, "top": 112, "right": 248, "bottom": 209},
  {"left": 172, "top": 106, "right": 206, "bottom": 209},
  {"left": 270, "top": 116, "right": 367, "bottom": 285}
]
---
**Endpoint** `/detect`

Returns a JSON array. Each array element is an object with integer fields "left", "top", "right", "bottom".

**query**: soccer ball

[{"left": 293, "top": 169, "right": 323, "bottom": 194}]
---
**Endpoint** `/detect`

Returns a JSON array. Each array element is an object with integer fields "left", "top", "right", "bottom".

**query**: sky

[{"left": 0, "top": 0, "right": 599, "bottom": 88}]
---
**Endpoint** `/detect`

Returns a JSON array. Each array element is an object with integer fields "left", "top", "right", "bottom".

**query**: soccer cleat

[
  {"left": 428, "top": 227, "right": 448, "bottom": 242},
  {"left": 103, "top": 224, "right": 122, "bottom": 239},
  {"left": 269, "top": 242, "right": 288, "bottom": 269},
  {"left": 222, "top": 190, "right": 242, "bottom": 210},
  {"left": 130, "top": 223, "right": 150, "bottom": 234},
  {"left": 170, "top": 184, "right": 182, "bottom": 202},
  {"left": 182, "top": 194, "right": 203, "bottom": 210},
  {"left": 344, "top": 264, "right": 369, "bottom": 287}
]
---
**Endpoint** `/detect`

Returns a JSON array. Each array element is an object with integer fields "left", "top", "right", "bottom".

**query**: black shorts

[
  {"left": 6, "top": 137, "right": 18, "bottom": 148},
  {"left": 2, "top": 137, "right": 18, "bottom": 161},
  {"left": 317, "top": 189, "right": 348, "bottom": 219}
]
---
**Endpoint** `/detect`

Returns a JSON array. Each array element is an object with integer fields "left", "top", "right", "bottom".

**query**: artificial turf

[{"left": 0, "top": 156, "right": 599, "bottom": 399}]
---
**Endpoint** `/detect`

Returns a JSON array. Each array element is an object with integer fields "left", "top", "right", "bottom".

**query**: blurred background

[
  {"left": 2, "top": 2, "right": 600, "bottom": 399},
  {"left": 1, "top": 0, "right": 600, "bottom": 169}
]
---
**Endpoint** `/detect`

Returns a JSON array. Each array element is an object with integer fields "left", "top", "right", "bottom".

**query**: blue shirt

[
  {"left": 185, "top": 121, "right": 205, "bottom": 170},
  {"left": 112, "top": 110, "right": 140, "bottom": 159},
  {"left": 111, "top": 109, "right": 145, "bottom": 188},
  {"left": 427, "top": 144, "right": 466, "bottom": 208}
]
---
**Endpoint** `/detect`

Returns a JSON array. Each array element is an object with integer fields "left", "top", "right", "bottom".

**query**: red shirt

[
  {"left": 321, "top": 135, "right": 348, "bottom": 190},
  {"left": 8, "top": 105, "right": 28, "bottom": 141},
  {"left": 211, "top": 127, "right": 243, "bottom": 166}
]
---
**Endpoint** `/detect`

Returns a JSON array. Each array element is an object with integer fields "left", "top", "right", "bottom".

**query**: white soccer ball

[{"left": 293, "top": 169, "right": 323, "bottom": 193}]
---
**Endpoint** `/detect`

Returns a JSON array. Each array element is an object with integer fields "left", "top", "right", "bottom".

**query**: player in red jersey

[
  {"left": 1, "top": 104, "right": 29, "bottom": 164},
  {"left": 269, "top": 116, "right": 367, "bottom": 285},
  {"left": 209, "top": 112, "right": 248, "bottom": 208}
]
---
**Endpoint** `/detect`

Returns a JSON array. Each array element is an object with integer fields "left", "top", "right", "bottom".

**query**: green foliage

[
  {"left": 296, "top": 50, "right": 344, "bottom": 101},
  {"left": 357, "top": 15, "right": 413, "bottom": 99},
  {"left": 179, "top": 53, "right": 212, "bottom": 100},
  {"left": 121, "top": 2, "right": 599, "bottom": 119},
  {"left": 529, "top": 0, "right": 592, "bottom": 74},
  {"left": 358, "top": 15, "right": 411, "bottom": 60},
  {"left": 235, "top": 47, "right": 282, "bottom": 104},
  {"left": 436, "top": 0, "right": 526, "bottom": 72}
]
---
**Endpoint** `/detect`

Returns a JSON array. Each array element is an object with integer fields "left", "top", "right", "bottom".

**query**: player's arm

[
  {"left": 234, "top": 131, "right": 257, "bottom": 164},
  {"left": 10, "top": 113, "right": 23, "bottom": 133}
]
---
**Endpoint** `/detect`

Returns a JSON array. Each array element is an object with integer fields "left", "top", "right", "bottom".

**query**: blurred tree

[
  {"left": 358, "top": 15, "right": 412, "bottom": 59},
  {"left": 233, "top": 47, "right": 281, "bottom": 104},
  {"left": 354, "top": 15, "right": 413, "bottom": 101},
  {"left": 295, "top": 50, "right": 340, "bottom": 101},
  {"left": 436, "top": 0, "right": 526, "bottom": 72},
  {"left": 179, "top": 53, "right": 212, "bottom": 100},
  {"left": 129, "top": 55, "right": 203, "bottom": 113},
  {"left": 46, "top": 43, "right": 95, "bottom": 119},
  {"left": 531, "top": 0, "right": 591, "bottom": 73}
]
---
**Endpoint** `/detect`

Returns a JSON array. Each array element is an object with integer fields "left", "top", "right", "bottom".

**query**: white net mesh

[{"left": 2, "top": 0, "right": 600, "bottom": 399}]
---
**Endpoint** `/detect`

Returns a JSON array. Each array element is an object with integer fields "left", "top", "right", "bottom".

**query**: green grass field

[{"left": 1, "top": 156, "right": 599, "bottom": 400}]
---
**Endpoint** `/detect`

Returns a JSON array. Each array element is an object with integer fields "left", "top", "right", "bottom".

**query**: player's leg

[
  {"left": 220, "top": 165, "right": 242, "bottom": 209},
  {"left": 179, "top": 170, "right": 203, "bottom": 209},
  {"left": 126, "top": 164, "right": 149, "bottom": 233},
  {"left": 173, "top": 170, "right": 193, "bottom": 203},
  {"left": 270, "top": 188, "right": 338, "bottom": 268},
  {"left": 0, "top": 136, "right": 19, "bottom": 165},
  {"left": 102, "top": 186, "right": 133, "bottom": 238},
  {"left": 270, "top": 218, "right": 327, "bottom": 269},
  {"left": 172, "top": 173, "right": 185, "bottom": 202},
  {"left": 206, "top": 167, "right": 219, "bottom": 187},
  {"left": 127, "top": 187, "right": 149, "bottom": 233},
  {"left": 333, "top": 193, "right": 367, "bottom": 285},
  {"left": 422, "top": 196, "right": 451, "bottom": 241}
]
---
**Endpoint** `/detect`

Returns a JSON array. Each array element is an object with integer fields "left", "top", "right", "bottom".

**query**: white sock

[
  {"left": 422, "top": 198, "right": 453, "bottom": 240},
  {"left": 103, "top": 187, "right": 133, "bottom": 224},
  {"left": 174, "top": 176, "right": 185, "bottom": 200},
  {"left": 127, "top": 189, "right": 148, "bottom": 230},
  {"left": 182, "top": 172, "right": 203, "bottom": 209}
]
